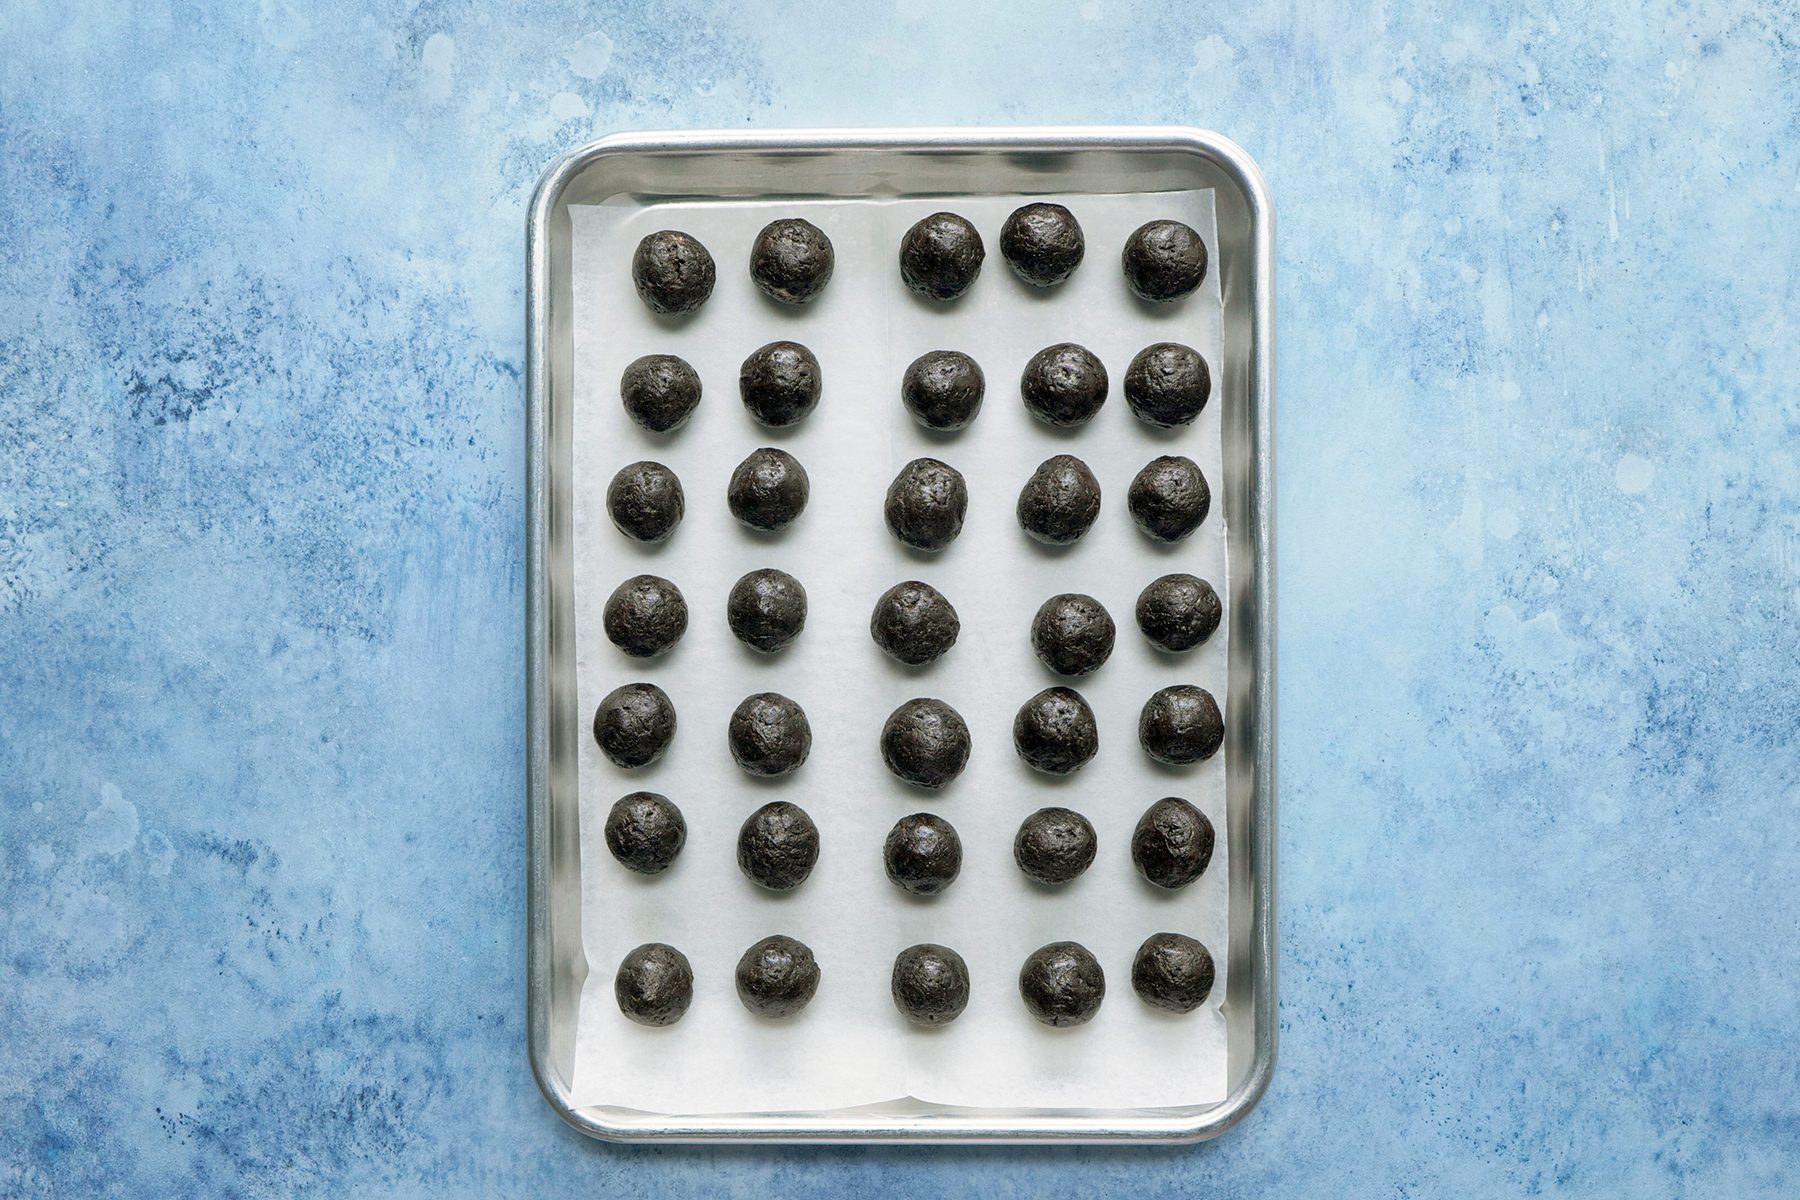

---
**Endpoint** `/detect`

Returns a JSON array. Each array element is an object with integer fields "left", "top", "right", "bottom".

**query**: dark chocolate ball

[
  {"left": 899, "top": 211, "right": 984, "bottom": 301},
  {"left": 882, "top": 812, "right": 963, "bottom": 896},
  {"left": 1020, "top": 343, "right": 1108, "bottom": 428},
  {"left": 603, "top": 574, "right": 689, "bottom": 658},
  {"left": 901, "top": 350, "right": 985, "bottom": 431},
  {"left": 884, "top": 458, "right": 968, "bottom": 551},
  {"left": 1011, "top": 686, "right": 1098, "bottom": 775},
  {"left": 736, "top": 800, "right": 820, "bottom": 891},
  {"left": 593, "top": 682, "right": 676, "bottom": 768},
  {"left": 735, "top": 935, "right": 820, "bottom": 1018},
  {"left": 1131, "top": 797, "right": 1215, "bottom": 888},
  {"left": 1124, "top": 342, "right": 1211, "bottom": 428},
  {"left": 1000, "top": 202, "right": 1085, "bottom": 287},
  {"left": 1138, "top": 685, "right": 1224, "bottom": 765},
  {"left": 619, "top": 354, "right": 702, "bottom": 433},
  {"left": 1012, "top": 807, "right": 1098, "bottom": 885},
  {"left": 1016, "top": 454, "right": 1102, "bottom": 546},
  {"left": 750, "top": 217, "right": 835, "bottom": 304},
  {"left": 613, "top": 943, "right": 694, "bottom": 1027},
  {"left": 869, "top": 581, "right": 961, "bottom": 666},
  {"left": 880, "top": 697, "right": 971, "bottom": 789},
  {"left": 1018, "top": 941, "right": 1105, "bottom": 1027},
  {"left": 631, "top": 230, "right": 716, "bottom": 315},
  {"left": 739, "top": 340, "right": 821, "bottom": 428},
  {"left": 891, "top": 943, "right": 971, "bottom": 1027},
  {"left": 1132, "top": 932, "right": 1215, "bottom": 1013},
  {"left": 728, "top": 447, "right": 810, "bottom": 531},
  {"left": 1128, "top": 455, "right": 1211, "bottom": 542},
  {"left": 603, "top": 791, "right": 686, "bottom": 874},
  {"left": 1030, "top": 593, "right": 1116, "bottom": 677},
  {"left": 1121, "top": 219, "right": 1207, "bottom": 303},
  {"left": 728, "top": 692, "right": 812, "bottom": 777},
  {"left": 606, "top": 460, "right": 685, "bottom": 544},
  {"left": 727, "top": 568, "right": 808, "bottom": 654}
]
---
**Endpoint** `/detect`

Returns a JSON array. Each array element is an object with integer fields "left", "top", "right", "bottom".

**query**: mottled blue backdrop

[{"left": 4, "top": 0, "right": 1798, "bottom": 1195}]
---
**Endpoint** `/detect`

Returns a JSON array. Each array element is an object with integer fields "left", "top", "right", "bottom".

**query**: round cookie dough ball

[
  {"left": 1124, "top": 342, "right": 1211, "bottom": 428},
  {"left": 1131, "top": 797, "right": 1215, "bottom": 889},
  {"left": 869, "top": 581, "right": 961, "bottom": 666},
  {"left": 750, "top": 217, "right": 834, "bottom": 304},
  {"left": 899, "top": 211, "right": 984, "bottom": 301},
  {"left": 1128, "top": 455, "right": 1211, "bottom": 543},
  {"left": 736, "top": 800, "right": 820, "bottom": 892},
  {"left": 727, "top": 568, "right": 808, "bottom": 654},
  {"left": 1016, "top": 454, "right": 1102, "bottom": 546},
  {"left": 735, "top": 934, "right": 820, "bottom": 1018},
  {"left": 603, "top": 574, "right": 689, "bottom": 658},
  {"left": 614, "top": 943, "right": 694, "bottom": 1027},
  {"left": 1020, "top": 343, "right": 1108, "bottom": 428},
  {"left": 1138, "top": 684, "right": 1224, "bottom": 765},
  {"left": 606, "top": 460, "right": 685, "bottom": 544},
  {"left": 1018, "top": 941, "right": 1105, "bottom": 1027},
  {"left": 1132, "top": 932, "right": 1215, "bottom": 1013},
  {"left": 882, "top": 812, "right": 963, "bottom": 897},
  {"left": 728, "top": 447, "right": 810, "bottom": 531},
  {"left": 619, "top": 354, "right": 702, "bottom": 433},
  {"left": 891, "top": 944, "right": 971, "bottom": 1027},
  {"left": 593, "top": 682, "right": 676, "bottom": 768},
  {"left": 739, "top": 340, "right": 821, "bottom": 428},
  {"left": 1012, "top": 686, "right": 1099, "bottom": 776},
  {"left": 1030, "top": 593, "right": 1116, "bottom": 677},
  {"left": 632, "top": 230, "right": 716, "bottom": 315},
  {"left": 728, "top": 692, "right": 813, "bottom": 777},
  {"left": 1000, "top": 202, "right": 1085, "bottom": 287},
  {"left": 603, "top": 791, "right": 686, "bottom": 875},
  {"left": 901, "top": 350, "right": 985, "bottom": 431},
  {"left": 1136, "top": 574, "right": 1222, "bottom": 653},
  {"left": 1121, "top": 219, "right": 1207, "bottom": 303},
  {"left": 884, "top": 458, "right": 968, "bottom": 552},
  {"left": 880, "top": 697, "right": 972, "bottom": 789},
  {"left": 1013, "top": 807, "right": 1098, "bottom": 886}
]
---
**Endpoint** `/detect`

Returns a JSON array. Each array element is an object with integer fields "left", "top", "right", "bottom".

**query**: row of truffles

[
  {"left": 615, "top": 932, "right": 1215, "bottom": 1028},
  {"left": 631, "top": 209, "right": 1207, "bottom": 316}
]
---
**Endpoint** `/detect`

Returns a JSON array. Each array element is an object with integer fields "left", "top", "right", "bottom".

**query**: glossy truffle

[
  {"left": 739, "top": 340, "right": 821, "bottom": 428},
  {"left": 884, "top": 458, "right": 968, "bottom": 551},
  {"left": 1136, "top": 574, "right": 1222, "bottom": 653},
  {"left": 593, "top": 682, "right": 676, "bottom": 768},
  {"left": 1013, "top": 807, "right": 1098, "bottom": 885},
  {"left": 727, "top": 568, "right": 808, "bottom": 654},
  {"left": 891, "top": 944, "right": 971, "bottom": 1027},
  {"left": 880, "top": 697, "right": 972, "bottom": 789},
  {"left": 899, "top": 211, "right": 984, "bottom": 301},
  {"left": 1018, "top": 941, "right": 1106, "bottom": 1027},
  {"left": 1128, "top": 455, "right": 1211, "bottom": 542},
  {"left": 901, "top": 350, "right": 986, "bottom": 431},
  {"left": 728, "top": 447, "right": 810, "bottom": 531},
  {"left": 735, "top": 935, "right": 820, "bottom": 1018},
  {"left": 882, "top": 812, "right": 963, "bottom": 896},
  {"left": 1016, "top": 454, "right": 1102, "bottom": 546},
  {"left": 728, "top": 692, "right": 812, "bottom": 777},
  {"left": 619, "top": 354, "right": 702, "bottom": 433},
  {"left": 1000, "top": 202, "right": 1085, "bottom": 287},
  {"left": 603, "top": 574, "right": 689, "bottom": 658},
  {"left": 631, "top": 230, "right": 716, "bottom": 315},
  {"left": 1020, "top": 343, "right": 1108, "bottom": 428},
  {"left": 869, "top": 581, "right": 961, "bottom": 666},
  {"left": 603, "top": 791, "right": 686, "bottom": 874},
  {"left": 1012, "top": 686, "right": 1099, "bottom": 775},
  {"left": 613, "top": 943, "right": 694, "bottom": 1027},
  {"left": 606, "top": 460, "right": 685, "bottom": 544},
  {"left": 1131, "top": 797, "right": 1215, "bottom": 889},
  {"left": 1121, "top": 219, "right": 1208, "bottom": 303},
  {"left": 749, "top": 217, "right": 834, "bottom": 304},
  {"left": 1030, "top": 593, "right": 1116, "bottom": 677},
  {"left": 1124, "top": 342, "right": 1211, "bottom": 427},
  {"left": 1132, "top": 932, "right": 1215, "bottom": 1013},
  {"left": 1138, "top": 685, "right": 1224, "bottom": 765},
  {"left": 736, "top": 800, "right": 820, "bottom": 891}
]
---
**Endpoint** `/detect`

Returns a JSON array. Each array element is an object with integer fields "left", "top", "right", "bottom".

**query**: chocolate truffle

[
  {"left": 1020, "top": 343, "right": 1108, "bottom": 428},
  {"left": 614, "top": 943, "right": 694, "bottom": 1027},
  {"left": 606, "top": 460, "right": 685, "bottom": 544},
  {"left": 750, "top": 217, "right": 834, "bottom": 304},
  {"left": 1130, "top": 797, "right": 1215, "bottom": 889},
  {"left": 891, "top": 944, "right": 971, "bottom": 1027},
  {"left": 728, "top": 447, "right": 810, "bottom": 531},
  {"left": 1012, "top": 686, "right": 1099, "bottom": 775},
  {"left": 1016, "top": 454, "right": 1102, "bottom": 546},
  {"left": 1030, "top": 593, "right": 1116, "bottom": 677},
  {"left": 1121, "top": 219, "right": 1207, "bottom": 303},
  {"left": 869, "top": 581, "right": 961, "bottom": 666},
  {"left": 882, "top": 812, "right": 963, "bottom": 896},
  {"left": 603, "top": 574, "right": 689, "bottom": 658},
  {"left": 1018, "top": 941, "right": 1105, "bottom": 1027},
  {"left": 1013, "top": 807, "right": 1098, "bottom": 885},
  {"left": 727, "top": 568, "right": 808, "bottom": 654},
  {"left": 1128, "top": 455, "right": 1211, "bottom": 542},
  {"left": 1132, "top": 932, "right": 1215, "bottom": 1013},
  {"left": 1124, "top": 342, "right": 1211, "bottom": 428},
  {"left": 901, "top": 350, "right": 985, "bottom": 431},
  {"left": 728, "top": 692, "right": 812, "bottom": 777},
  {"left": 899, "top": 211, "right": 984, "bottom": 301},
  {"left": 739, "top": 340, "right": 821, "bottom": 428},
  {"left": 884, "top": 458, "right": 968, "bottom": 551},
  {"left": 603, "top": 791, "right": 686, "bottom": 874},
  {"left": 880, "top": 697, "right": 971, "bottom": 789},
  {"left": 619, "top": 354, "right": 702, "bottom": 433},
  {"left": 631, "top": 230, "right": 716, "bottom": 315},
  {"left": 735, "top": 935, "right": 820, "bottom": 1018},
  {"left": 736, "top": 800, "right": 820, "bottom": 891},
  {"left": 1136, "top": 574, "right": 1222, "bottom": 653},
  {"left": 1000, "top": 202, "right": 1085, "bottom": 287},
  {"left": 593, "top": 682, "right": 676, "bottom": 769},
  {"left": 1138, "top": 685, "right": 1224, "bottom": 765}
]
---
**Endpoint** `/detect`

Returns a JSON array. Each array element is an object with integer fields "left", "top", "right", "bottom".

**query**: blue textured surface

[{"left": 4, "top": 0, "right": 1798, "bottom": 1194}]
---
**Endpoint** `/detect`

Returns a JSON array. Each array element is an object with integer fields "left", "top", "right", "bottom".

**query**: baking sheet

[{"left": 566, "top": 187, "right": 1228, "bottom": 1114}]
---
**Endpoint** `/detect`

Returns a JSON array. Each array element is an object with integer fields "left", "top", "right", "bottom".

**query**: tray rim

[{"left": 526, "top": 124, "right": 1276, "bottom": 1145}]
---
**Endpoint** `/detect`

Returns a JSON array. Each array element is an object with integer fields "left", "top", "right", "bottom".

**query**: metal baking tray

[{"left": 526, "top": 126, "right": 1275, "bottom": 1144}]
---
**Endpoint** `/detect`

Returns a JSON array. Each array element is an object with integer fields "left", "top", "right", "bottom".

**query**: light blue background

[{"left": 4, "top": 1, "right": 1797, "bottom": 1195}]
